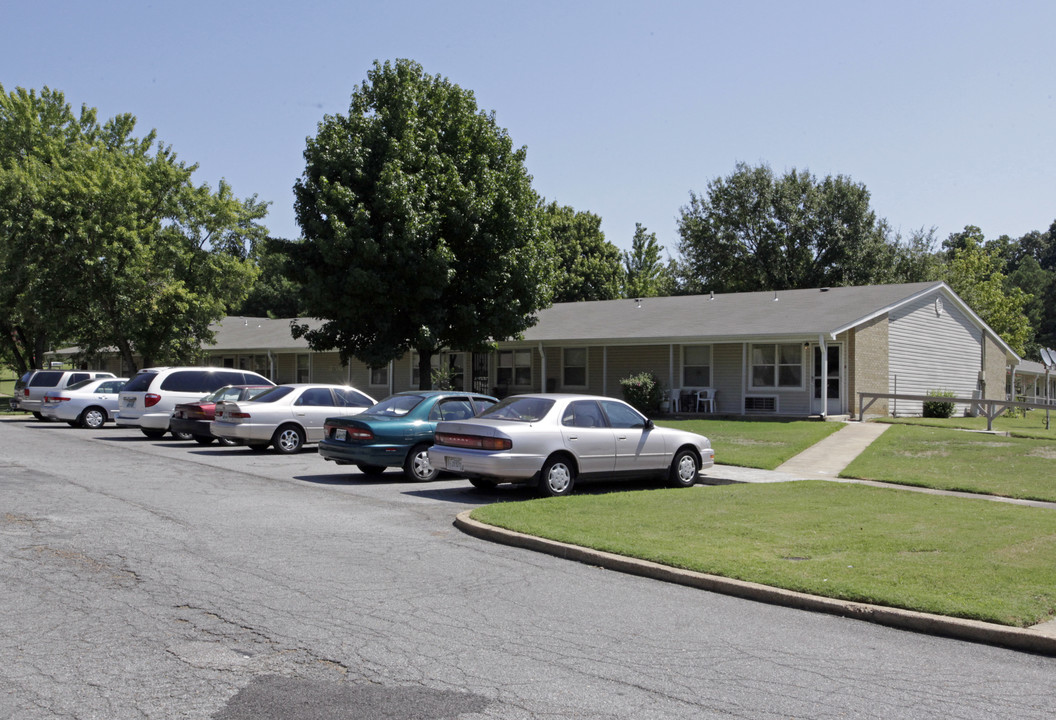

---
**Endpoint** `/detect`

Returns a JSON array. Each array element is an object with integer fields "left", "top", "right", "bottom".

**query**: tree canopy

[
  {"left": 675, "top": 162, "right": 926, "bottom": 293},
  {"left": 289, "top": 59, "right": 551, "bottom": 388},
  {"left": 0, "top": 85, "right": 267, "bottom": 372},
  {"left": 623, "top": 223, "right": 675, "bottom": 298},
  {"left": 538, "top": 201, "right": 622, "bottom": 303}
]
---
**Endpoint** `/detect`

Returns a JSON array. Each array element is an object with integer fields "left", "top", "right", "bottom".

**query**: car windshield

[
  {"left": 244, "top": 386, "right": 294, "bottom": 403},
  {"left": 365, "top": 394, "right": 426, "bottom": 417},
  {"left": 480, "top": 396, "right": 555, "bottom": 422}
]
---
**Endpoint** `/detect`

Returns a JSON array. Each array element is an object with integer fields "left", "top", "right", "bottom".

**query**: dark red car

[{"left": 170, "top": 385, "right": 273, "bottom": 445}]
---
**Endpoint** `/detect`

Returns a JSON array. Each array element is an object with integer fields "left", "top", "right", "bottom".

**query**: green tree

[
  {"left": 942, "top": 227, "right": 1032, "bottom": 356},
  {"left": 622, "top": 223, "right": 671, "bottom": 298},
  {"left": 290, "top": 59, "right": 551, "bottom": 389},
  {"left": 235, "top": 237, "right": 310, "bottom": 318},
  {"left": 539, "top": 201, "right": 622, "bottom": 303},
  {"left": 676, "top": 162, "right": 908, "bottom": 293},
  {"left": 0, "top": 85, "right": 267, "bottom": 373}
]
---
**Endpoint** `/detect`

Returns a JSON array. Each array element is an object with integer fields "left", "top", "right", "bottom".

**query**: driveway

[{"left": 1, "top": 417, "right": 1053, "bottom": 719}]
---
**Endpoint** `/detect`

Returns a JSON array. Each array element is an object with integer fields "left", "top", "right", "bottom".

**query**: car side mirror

[{"left": 644, "top": 418, "right": 654, "bottom": 430}]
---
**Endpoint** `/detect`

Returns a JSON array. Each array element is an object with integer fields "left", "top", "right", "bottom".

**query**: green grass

[
  {"left": 842, "top": 424, "right": 1056, "bottom": 502},
  {"left": 656, "top": 418, "right": 843, "bottom": 469},
  {"left": 877, "top": 413, "right": 1056, "bottom": 440},
  {"left": 472, "top": 482, "right": 1056, "bottom": 627}
]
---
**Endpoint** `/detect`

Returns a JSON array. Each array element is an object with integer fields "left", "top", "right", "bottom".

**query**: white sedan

[
  {"left": 210, "top": 384, "right": 375, "bottom": 453},
  {"left": 40, "top": 377, "right": 129, "bottom": 429},
  {"left": 429, "top": 393, "right": 715, "bottom": 496}
]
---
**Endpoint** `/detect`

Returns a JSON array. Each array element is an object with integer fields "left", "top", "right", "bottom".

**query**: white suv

[{"left": 117, "top": 367, "right": 274, "bottom": 439}]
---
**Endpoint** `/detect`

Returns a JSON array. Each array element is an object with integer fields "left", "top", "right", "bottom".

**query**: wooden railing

[{"left": 857, "top": 392, "right": 1053, "bottom": 431}]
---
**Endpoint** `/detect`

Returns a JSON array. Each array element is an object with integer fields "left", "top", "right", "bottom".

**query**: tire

[
  {"left": 403, "top": 443, "right": 439, "bottom": 482},
  {"left": 356, "top": 464, "right": 386, "bottom": 476},
  {"left": 171, "top": 430, "right": 194, "bottom": 441},
  {"left": 468, "top": 477, "right": 497, "bottom": 491},
  {"left": 538, "top": 455, "right": 575, "bottom": 497},
  {"left": 32, "top": 412, "right": 45, "bottom": 421},
  {"left": 668, "top": 448, "right": 701, "bottom": 488},
  {"left": 193, "top": 435, "right": 215, "bottom": 446},
  {"left": 79, "top": 406, "right": 106, "bottom": 430},
  {"left": 142, "top": 429, "right": 166, "bottom": 439},
  {"left": 247, "top": 442, "right": 269, "bottom": 452},
  {"left": 273, "top": 424, "right": 305, "bottom": 454}
]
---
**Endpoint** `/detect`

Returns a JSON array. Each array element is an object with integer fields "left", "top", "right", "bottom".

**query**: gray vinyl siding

[
  {"left": 712, "top": 344, "right": 742, "bottom": 414},
  {"left": 888, "top": 293, "right": 981, "bottom": 415},
  {"left": 604, "top": 345, "right": 670, "bottom": 398},
  {"left": 311, "top": 352, "right": 347, "bottom": 384}
]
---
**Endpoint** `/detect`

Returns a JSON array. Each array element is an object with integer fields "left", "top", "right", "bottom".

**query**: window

[
  {"left": 295, "top": 388, "right": 335, "bottom": 406},
  {"left": 370, "top": 365, "right": 389, "bottom": 386},
  {"left": 497, "top": 350, "right": 532, "bottom": 387},
  {"left": 561, "top": 400, "right": 606, "bottom": 428},
  {"left": 751, "top": 344, "right": 803, "bottom": 388},
  {"left": 563, "top": 348, "right": 587, "bottom": 387},
  {"left": 296, "top": 354, "right": 310, "bottom": 383},
  {"left": 683, "top": 346, "right": 711, "bottom": 387}
]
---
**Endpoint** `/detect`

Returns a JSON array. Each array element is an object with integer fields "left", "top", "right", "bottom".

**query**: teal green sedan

[{"left": 319, "top": 391, "right": 498, "bottom": 481}]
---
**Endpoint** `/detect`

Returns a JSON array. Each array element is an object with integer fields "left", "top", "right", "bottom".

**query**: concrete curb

[{"left": 454, "top": 510, "right": 1056, "bottom": 657}]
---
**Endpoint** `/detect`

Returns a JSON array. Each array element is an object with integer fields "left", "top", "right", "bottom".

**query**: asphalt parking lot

[{"left": 2, "top": 415, "right": 1055, "bottom": 719}]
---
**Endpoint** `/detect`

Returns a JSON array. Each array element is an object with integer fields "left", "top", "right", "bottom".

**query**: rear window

[
  {"left": 480, "top": 396, "right": 555, "bottom": 422},
  {"left": 29, "top": 371, "right": 64, "bottom": 387},
  {"left": 160, "top": 370, "right": 246, "bottom": 393},
  {"left": 66, "top": 379, "right": 96, "bottom": 391},
  {"left": 244, "top": 386, "right": 294, "bottom": 403},
  {"left": 67, "top": 373, "right": 90, "bottom": 385},
  {"left": 123, "top": 372, "right": 159, "bottom": 392}
]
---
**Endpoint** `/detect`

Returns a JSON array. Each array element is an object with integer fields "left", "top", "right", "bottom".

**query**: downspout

[
  {"left": 741, "top": 343, "right": 747, "bottom": 416},
  {"left": 388, "top": 359, "right": 394, "bottom": 396},
  {"left": 603, "top": 346, "right": 608, "bottom": 397},
  {"left": 267, "top": 350, "right": 275, "bottom": 382}
]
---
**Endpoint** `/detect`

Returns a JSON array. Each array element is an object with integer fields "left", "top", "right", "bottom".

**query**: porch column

[
  {"left": 603, "top": 346, "right": 608, "bottom": 397},
  {"left": 819, "top": 334, "right": 828, "bottom": 419},
  {"left": 741, "top": 343, "right": 747, "bottom": 416},
  {"left": 538, "top": 343, "right": 546, "bottom": 393}
]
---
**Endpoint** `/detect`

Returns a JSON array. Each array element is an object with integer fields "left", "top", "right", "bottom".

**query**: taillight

[
  {"left": 144, "top": 393, "right": 162, "bottom": 408},
  {"left": 229, "top": 412, "right": 251, "bottom": 419},
  {"left": 23, "top": 388, "right": 29, "bottom": 397},
  {"left": 435, "top": 432, "right": 512, "bottom": 451},
  {"left": 52, "top": 396, "right": 71, "bottom": 402}
]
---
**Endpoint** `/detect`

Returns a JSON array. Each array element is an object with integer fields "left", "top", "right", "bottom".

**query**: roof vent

[
  {"left": 634, "top": 298, "right": 642, "bottom": 308},
  {"left": 820, "top": 287, "right": 830, "bottom": 292},
  {"left": 709, "top": 291, "right": 715, "bottom": 301},
  {"left": 772, "top": 291, "right": 779, "bottom": 302}
]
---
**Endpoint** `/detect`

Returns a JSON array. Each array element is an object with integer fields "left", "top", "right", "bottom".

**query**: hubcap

[
  {"left": 413, "top": 451, "right": 433, "bottom": 479},
  {"left": 678, "top": 455, "right": 697, "bottom": 482},
  {"left": 84, "top": 410, "right": 104, "bottom": 428},
  {"left": 547, "top": 463, "right": 571, "bottom": 493},
  {"left": 278, "top": 429, "right": 300, "bottom": 451}
]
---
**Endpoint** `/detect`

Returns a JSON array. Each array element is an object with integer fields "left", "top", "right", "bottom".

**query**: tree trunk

[{"left": 417, "top": 350, "right": 433, "bottom": 391}]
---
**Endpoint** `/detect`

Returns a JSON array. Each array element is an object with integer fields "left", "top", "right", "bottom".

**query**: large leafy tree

[
  {"left": 0, "top": 85, "right": 267, "bottom": 373},
  {"left": 623, "top": 223, "right": 675, "bottom": 298},
  {"left": 942, "top": 226, "right": 1032, "bottom": 356},
  {"left": 290, "top": 59, "right": 551, "bottom": 388},
  {"left": 539, "top": 201, "right": 622, "bottom": 302},
  {"left": 676, "top": 162, "right": 911, "bottom": 293}
]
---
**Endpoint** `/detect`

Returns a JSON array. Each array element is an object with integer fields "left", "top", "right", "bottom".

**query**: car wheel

[
  {"left": 668, "top": 448, "right": 701, "bottom": 488},
  {"left": 142, "top": 429, "right": 166, "bottom": 439},
  {"left": 171, "top": 430, "right": 194, "bottom": 441},
  {"left": 79, "top": 406, "right": 106, "bottom": 430},
  {"left": 32, "top": 411, "right": 45, "bottom": 421},
  {"left": 468, "top": 477, "right": 497, "bottom": 491},
  {"left": 193, "top": 435, "right": 214, "bottom": 446},
  {"left": 538, "top": 455, "right": 575, "bottom": 497},
  {"left": 403, "top": 444, "right": 439, "bottom": 482},
  {"left": 273, "top": 424, "right": 305, "bottom": 454},
  {"left": 247, "top": 442, "right": 269, "bottom": 452},
  {"left": 356, "top": 464, "right": 386, "bottom": 476}
]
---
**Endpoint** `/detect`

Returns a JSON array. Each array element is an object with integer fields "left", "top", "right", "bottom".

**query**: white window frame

[
  {"left": 750, "top": 343, "right": 804, "bottom": 389},
  {"left": 562, "top": 347, "right": 588, "bottom": 388},
  {"left": 497, "top": 349, "right": 532, "bottom": 388},
  {"left": 682, "top": 345, "right": 712, "bottom": 387}
]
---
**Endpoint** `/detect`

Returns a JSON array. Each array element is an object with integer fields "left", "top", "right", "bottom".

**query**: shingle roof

[
  {"left": 518, "top": 282, "right": 947, "bottom": 343},
  {"left": 205, "top": 317, "right": 322, "bottom": 351}
]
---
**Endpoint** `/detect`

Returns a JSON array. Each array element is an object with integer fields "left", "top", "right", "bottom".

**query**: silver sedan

[
  {"left": 39, "top": 377, "right": 129, "bottom": 429},
  {"left": 211, "top": 384, "right": 376, "bottom": 453},
  {"left": 429, "top": 393, "right": 714, "bottom": 496}
]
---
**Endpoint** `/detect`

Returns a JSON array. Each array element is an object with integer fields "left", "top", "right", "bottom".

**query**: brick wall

[{"left": 849, "top": 314, "right": 889, "bottom": 418}]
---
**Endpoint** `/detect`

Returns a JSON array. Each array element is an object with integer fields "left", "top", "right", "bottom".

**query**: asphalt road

[{"left": 1, "top": 416, "right": 1054, "bottom": 719}]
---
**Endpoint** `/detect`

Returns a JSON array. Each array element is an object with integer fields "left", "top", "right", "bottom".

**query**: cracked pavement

[{"left": 1, "top": 417, "right": 1054, "bottom": 719}]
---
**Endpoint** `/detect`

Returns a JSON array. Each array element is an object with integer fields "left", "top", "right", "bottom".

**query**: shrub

[
  {"left": 922, "top": 389, "right": 956, "bottom": 418},
  {"left": 619, "top": 371, "right": 664, "bottom": 415}
]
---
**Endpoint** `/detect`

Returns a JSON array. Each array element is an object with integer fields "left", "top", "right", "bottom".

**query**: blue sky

[{"left": 6, "top": 1, "right": 1055, "bottom": 255}]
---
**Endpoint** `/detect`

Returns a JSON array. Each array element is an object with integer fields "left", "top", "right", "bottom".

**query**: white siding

[{"left": 889, "top": 293, "right": 981, "bottom": 415}]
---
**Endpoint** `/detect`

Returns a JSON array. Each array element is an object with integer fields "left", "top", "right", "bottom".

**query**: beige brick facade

[{"left": 849, "top": 314, "right": 889, "bottom": 418}]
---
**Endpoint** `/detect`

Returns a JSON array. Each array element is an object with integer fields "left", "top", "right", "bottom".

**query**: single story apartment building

[{"left": 78, "top": 281, "right": 1023, "bottom": 420}]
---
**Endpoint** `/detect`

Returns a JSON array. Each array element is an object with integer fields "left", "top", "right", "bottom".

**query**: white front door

[{"left": 812, "top": 345, "right": 843, "bottom": 416}]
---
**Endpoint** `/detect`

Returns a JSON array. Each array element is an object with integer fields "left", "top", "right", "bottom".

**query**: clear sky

[{"left": 6, "top": 1, "right": 1055, "bottom": 255}]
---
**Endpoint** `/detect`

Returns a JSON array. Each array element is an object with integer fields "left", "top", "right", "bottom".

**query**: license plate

[
  {"left": 334, "top": 428, "right": 347, "bottom": 441},
  {"left": 445, "top": 456, "right": 463, "bottom": 472},
  {"left": 124, "top": 398, "right": 136, "bottom": 408}
]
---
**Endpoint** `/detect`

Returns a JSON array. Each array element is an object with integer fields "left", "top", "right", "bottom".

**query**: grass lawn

[
  {"left": 877, "top": 412, "right": 1056, "bottom": 440},
  {"left": 655, "top": 418, "right": 842, "bottom": 470},
  {"left": 472, "top": 481, "right": 1056, "bottom": 627},
  {"left": 841, "top": 424, "right": 1056, "bottom": 502}
]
